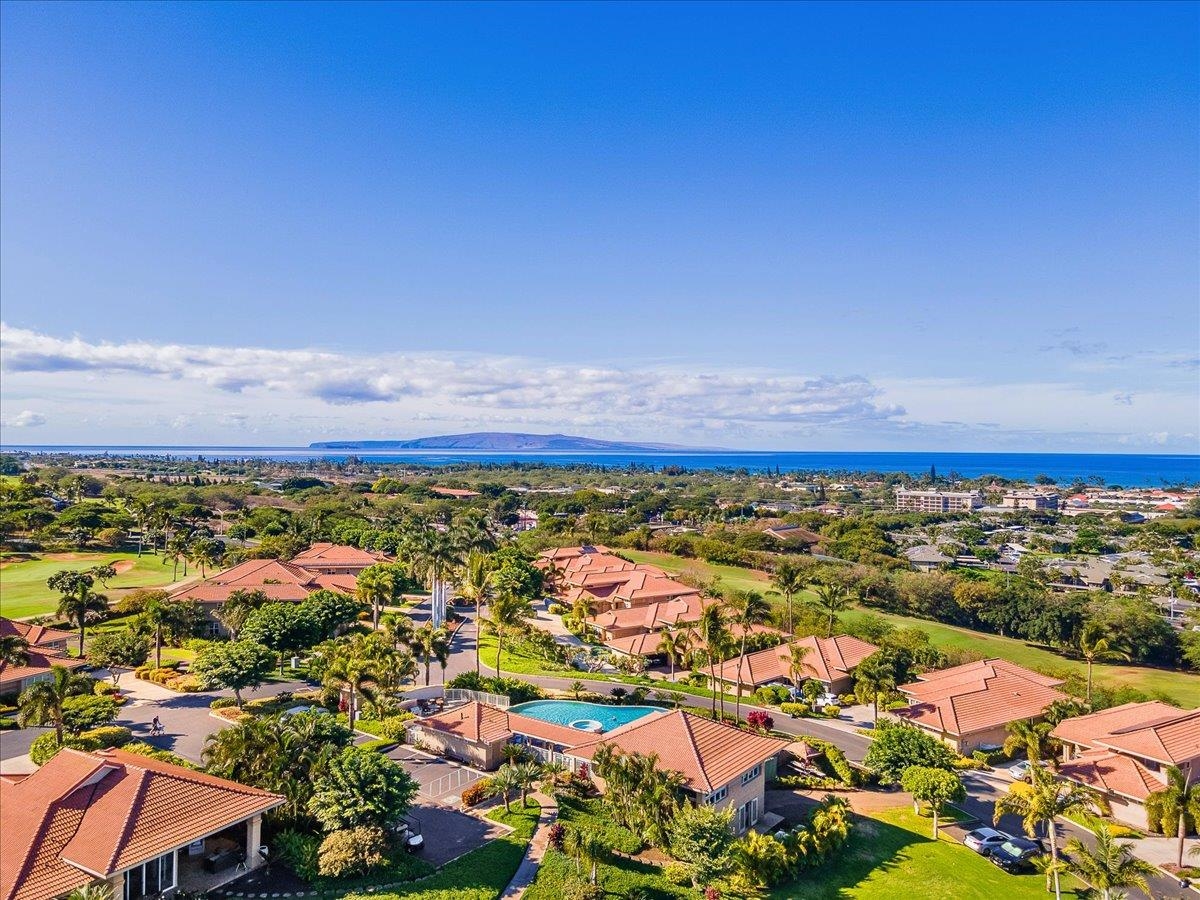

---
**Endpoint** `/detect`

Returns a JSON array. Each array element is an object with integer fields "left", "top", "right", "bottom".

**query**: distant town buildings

[
  {"left": 894, "top": 488, "right": 983, "bottom": 513},
  {"left": 1001, "top": 490, "right": 1060, "bottom": 511}
]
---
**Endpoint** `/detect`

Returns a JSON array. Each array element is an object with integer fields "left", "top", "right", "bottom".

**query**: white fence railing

[{"left": 444, "top": 688, "right": 510, "bottom": 708}]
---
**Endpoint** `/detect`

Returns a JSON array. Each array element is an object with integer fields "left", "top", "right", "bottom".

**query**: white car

[
  {"left": 1007, "top": 760, "right": 1044, "bottom": 781},
  {"left": 963, "top": 827, "right": 1011, "bottom": 854}
]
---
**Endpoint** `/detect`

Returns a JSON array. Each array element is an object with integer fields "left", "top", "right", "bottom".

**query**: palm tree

[
  {"left": 216, "top": 588, "right": 267, "bottom": 639},
  {"left": 165, "top": 531, "right": 191, "bottom": 580},
  {"left": 188, "top": 537, "right": 222, "bottom": 577},
  {"left": 139, "top": 593, "right": 189, "bottom": 669},
  {"left": 1146, "top": 765, "right": 1200, "bottom": 869},
  {"left": 66, "top": 884, "right": 114, "bottom": 900},
  {"left": 994, "top": 767, "right": 1098, "bottom": 900},
  {"left": 380, "top": 611, "right": 415, "bottom": 652},
  {"left": 697, "top": 604, "right": 729, "bottom": 717},
  {"left": 356, "top": 562, "right": 403, "bottom": 630},
  {"left": 569, "top": 680, "right": 585, "bottom": 700},
  {"left": 486, "top": 579, "right": 534, "bottom": 680},
  {"left": 1003, "top": 718, "right": 1055, "bottom": 765},
  {"left": 787, "top": 643, "right": 814, "bottom": 694},
  {"left": 852, "top": 651, "right": 896, "bottom": 723},
  {"left": 455, "top": 553, "right": 493, "bottom": 675},
  {"left": 487, "top": 765, "right": 520, "bottom": 812},
  {"left": 769, "top": 560, "right": 808, "bottom": 634},
  {"left": 512, "top": 760, "right": 542, "bottom": 806},
  {"left": 408, "top": 529, "right": 463, "bottom": 626},
  {"left": 18, "top": 664, "right": 93, "bottom": 744},
  {"left": 809, "top": 581, "right": 851, "bottom": 637},
  {"left": 319, "top": 637, "right": 380, "bottom": 726},
  {"left": 731, "top": 591, "right": 772, "bottom": 721},
  {"left": 49, "top": 570, "right": 109, "bottom": 655},
  {"left": 657, "top": 629, "right": 690, "bottom": 682},
  {"left": 1065, "top": 819, "right": 1157, "bottom": 900},
  {"left": 0, "top": 635, "right": 30, "bottom": 668},
  {"left": 564, "top": 827, "right": 609, "bottom": 885},
  {"left": 412, "top": 622, "right": 452, "bottom": 686},
  {"left": 1077, "top": 622, "right": 1130, "bottom": 708}
]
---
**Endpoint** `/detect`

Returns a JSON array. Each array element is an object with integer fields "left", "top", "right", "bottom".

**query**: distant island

[{"left": 309, "top": 431, "right": 701, "bottom": 451}]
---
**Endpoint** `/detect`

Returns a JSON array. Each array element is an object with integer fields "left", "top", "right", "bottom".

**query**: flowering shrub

[{"left": 746, "top": 710, "right": 774, "bottom": 732}]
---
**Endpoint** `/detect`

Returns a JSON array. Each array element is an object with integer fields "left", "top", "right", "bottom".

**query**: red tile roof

[
  {"left": 290, "top": 543, "right": 385, "bottom": 568},
  {"left": 1094, "top": 709, "right": 1200, "bottom": 766},
  {"left": 0, "top": 749, "right": 282, "bottom": 900},
  {"left": 0, "top": 618, "right": 74, "bottom": 648},
  {"left": 169, "top": 554, "right": 359, "bottom": 605},
  {"left": 567, "top": 710, "right": 788, "bottom": 793},
  {"left": 1050, "top": 701, "right": 1186, "bottom": 749},
  {"left": 414, "top": 702, "right": 589, "bottom": 748},
  {"left": 1059, "top": 749, "right": 1166, "bottom": 802},
  {"left": 895, "top": 659, "right": 1067, "bottom": 738},
  {"left": 712, "top": 635, "right": 878, "bottom": 687},
  {"left": 0, "top": 648, "right": 88, "bottom": 691}
]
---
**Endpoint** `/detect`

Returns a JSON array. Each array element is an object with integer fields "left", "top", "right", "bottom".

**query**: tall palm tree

[
  {"left": 165, "top": 531, "right": 191, "bottom": 580},
  {"left": 657, "top": 629, "right": 690, "bottom": 682},
  {"left": 787, "top": 643, "right": 814, "bottom": 694},
  {"left": 412, "top": 622, "right": 452, "bottom": 686},
  {"left": 1065, "top": 820, "right": 1157, "bottom": 900},
  {"left": 564, "top": 827, "right": 609, "bottom": 885},
  {"left": 809, "top": 581, "right": 851, "bottom": 637},
  {"left": 138, "top": 593, "right": 189, "bottom": 669},
  {"left": 455, "top": 553, "right": 493, "bottom": 675},
  {"left": 319, "top": 638, "right": 380, "bottom": 726},
  {"left": 188, "top": 537, "right": 222, "bottom": 577},
  {"left": 357, "top": 562, "right": 403, "bottom": 630},
  {"left": 994, "top": 767, "right": 1098, "bottom": 900},
  {"left": 769, "top": 560, "right": 808, "bottom": 634},
  {"left": 731, "top": 591, "right": 772, "bottom": 721},
  {"left": 1076, "top": 622, "right": 1129, "bottom": 708},
  {"left": 1146, "top": 765, "right": 1200, "bottom": 869},
  {"left": 408, "top": 530, "right": 463, "bottom": 627},
  {"left": 486, "top": 577, "right": 534, "bottom": 680},
  {"left": 1003, "top": 718, "right": 1055, "bottom": 765},
  {"left": 18, "top": 664, "right": 93, "bottom": 744},
  {"left": 48, "top": 570, "right": 108, "bottom": 656},
  {"left": 380, "top": 611, "right": 415, "bottom": 652},
  {"left": 852, "top": 651, "right": 895, "bottom": 723},
  {"left": 0, "top": 635, "right": 30, "bottom": 668},
  {"left": 697, "top": 604, "right": 729, "bottom": 718}
]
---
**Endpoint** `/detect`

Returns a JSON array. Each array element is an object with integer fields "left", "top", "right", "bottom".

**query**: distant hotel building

[
  {"left": 1001, "top": 490, "right": 1060, "bottom": 511},
  {"left": 895, "top": 488, "right": 983, "bottom": 513}
]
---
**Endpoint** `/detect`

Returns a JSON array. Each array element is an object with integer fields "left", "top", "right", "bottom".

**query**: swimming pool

[{"left": 509, "top": 700, "right": 660, "bottom": 733}]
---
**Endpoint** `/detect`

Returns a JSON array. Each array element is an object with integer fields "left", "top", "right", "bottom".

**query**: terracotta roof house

[
  {"left": 0, "top": 648, "right": 89, "bottom": 697},
  {"left": 1053, "top": 703, "right": 1200, "bottom": 829},
  {"left": 603, "top": 623, "right": 783, "bottom": 659},
  {"left": 536, "top": 545, "right": 614, "bottom": 567},
  {"left": 428, "top": 487, "right": 482, "bottom": 499},
  {"left": 893, "top": 659, "right": 1067, "bottom": 754},
  {"left": 584, "top": 594, "right": 715, "bottom": 641},
  {"left": 568, "top": 710, "right": 789, "bottom": 833},
  {"left": 289, "top": 542, "right": 385, "bottom": 575},
  {"left": 1, "top": 747, "right": 283, "bottom": 900},
  {"left": 408, "top": 701, "right": 627, "bottom": 771},
  {"left": 169, "top": 555, "right": 359, "bottom": 636},
  {"left": 711, "top": 635, "right": 879, "bottom": 694},
  {"left": 0, "top": 618, "right": 74, "bottom": 653},
  {"left": 762, "top": 524, "right": 822, "bottom": 547},
  {"left": 904, "top": 545, "right": 953, "bottom": 571}
]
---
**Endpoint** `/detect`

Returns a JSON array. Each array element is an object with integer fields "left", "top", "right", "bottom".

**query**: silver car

[{"left": 963, "top": 827, "right": 1011, "bottom": 854}]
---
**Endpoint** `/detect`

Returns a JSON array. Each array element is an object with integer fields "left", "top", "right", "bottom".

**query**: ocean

[{"left": 3, "top": 446, "right": 1199, "bottom": 487}]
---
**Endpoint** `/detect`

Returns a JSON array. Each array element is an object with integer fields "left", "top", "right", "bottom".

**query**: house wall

[
  {"left": 1104, "top": 794, "right": 1151, "bottom": 831},
  {"left": 409, "top": 726, "right": 502, "bottom": 770},
  {"left": 718, "top": 763, "right": 771, "bottom": 834}
]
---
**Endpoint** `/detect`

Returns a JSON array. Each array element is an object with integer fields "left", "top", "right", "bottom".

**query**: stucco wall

[{"left": 409, "top": 726, "right": 502, "bottom": 770}]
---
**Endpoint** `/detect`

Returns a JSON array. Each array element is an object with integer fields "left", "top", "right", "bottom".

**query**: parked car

[
  {"left": 963, "top": 827, "right": 1011, "bottom": 854},
  {"left": 1007, "top": 760, "right": 1045, "bottom": 781},
  {"left": 987, "top": 837, "right": 1045, "bottom": 873}
]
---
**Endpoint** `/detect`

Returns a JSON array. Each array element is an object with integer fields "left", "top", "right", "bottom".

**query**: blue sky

[{"left": 1, "top": 1, "right": 1197, "bottom": 451}]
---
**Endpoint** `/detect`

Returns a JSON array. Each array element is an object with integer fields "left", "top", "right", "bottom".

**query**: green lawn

[
  {"left": 476, "top": 632, "right": 575, "bottom": 677},
  {"left": 0, "top": 551, "right": 186, "bottom": 619},
  {"left": 772, "top": 806, "right": 1081, "bottom": 899},
  {"left": 622, "top": 550, "right": 1200, "bottom": 709},
  {"left": 334, "top": 803, "right": 541, "bottom": 899}
]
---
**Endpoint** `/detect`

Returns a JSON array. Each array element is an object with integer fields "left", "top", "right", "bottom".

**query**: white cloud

[{"left": 0, "top": 409, "right": 46, "bottom": 427}]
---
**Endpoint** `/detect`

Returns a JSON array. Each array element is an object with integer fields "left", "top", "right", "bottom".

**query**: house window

[
  {"left": 738, "top": 798, "right": 760, "bottom": 832},
  {"left": 704, "top": 786, "right": 728, "bottom": 805},
  {"left": 123, "top": 850, "right": 176, "bottom": 900},
  {"left": 740, "top": 764, "right": 762, "bottom": 786}
]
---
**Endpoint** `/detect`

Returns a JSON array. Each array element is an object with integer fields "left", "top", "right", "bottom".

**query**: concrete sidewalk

[{"left": 500, "top": 793, "right": 558, "bottom": 899}]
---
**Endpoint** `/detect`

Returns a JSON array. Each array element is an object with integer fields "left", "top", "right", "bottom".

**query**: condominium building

[
  {"left": 894, "top": 488, "right": 983, "bottom": 513},
  {"left": 1001, "top": 490, "right": 1060, "bottom": 511}
]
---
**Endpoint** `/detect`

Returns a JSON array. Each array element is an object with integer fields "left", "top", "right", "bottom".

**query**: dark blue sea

[{"left": 3, "top": 446, "right": 1199, "bottom": 487}]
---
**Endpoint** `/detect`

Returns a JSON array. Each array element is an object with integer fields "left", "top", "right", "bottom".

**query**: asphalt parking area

[{"left": 387, "top": 744, "right": 485, "bottom": 802}]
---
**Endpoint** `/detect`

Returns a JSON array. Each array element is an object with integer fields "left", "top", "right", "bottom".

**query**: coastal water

[{"left": 3, "top": 446, "right": 1198, "bottom": 487}]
